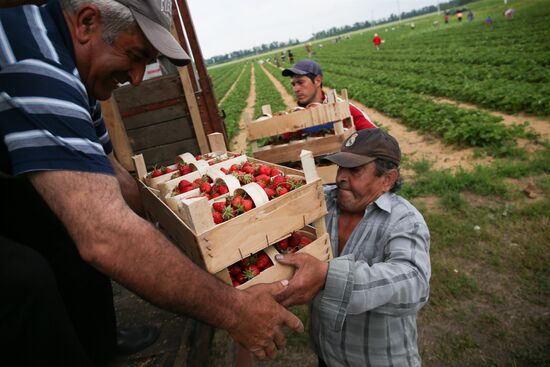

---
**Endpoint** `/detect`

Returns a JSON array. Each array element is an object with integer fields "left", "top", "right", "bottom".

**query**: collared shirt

[
  {"left": 0, "top": 1, "right": 113, "bottom": 176},
  {"left": 310, "top": 185, "right": 431, "bottom": 367}
]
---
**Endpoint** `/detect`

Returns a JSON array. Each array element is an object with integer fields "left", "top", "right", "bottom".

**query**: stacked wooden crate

[
  {"left": 133, "top": 135, "right": 332, "bottom": 289},
  {"left": 245, "top": 89, "right": 354, "bottom": 183}
]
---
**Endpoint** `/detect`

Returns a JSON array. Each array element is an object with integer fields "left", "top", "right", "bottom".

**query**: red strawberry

[
  {"left": 270, "top": 167, "right": 281, "bottom": 177},
  {"left": 229, "top": 164, "right": 239, "bottom": 173},
  {"left": 271, "top": 175, "right": 287, "bottom": 188},
  {"left": 178, "top": 180, "right": 192, "bottom": 191},
  {"left": 256, "top": 253, "right": 272, "bottom": 270},
  {"left": 276, "top": 186, "right": 289, "bottom": 196},
  {"left": 258, "top": 165, "right": 271, "bottom": 176},
  {"left": 212, "top": 202, "right": 226, "bottom": 213},
  {"left": 300, "top": 236, "right": 313, "bottom": 247},
  {"left": 183, "top": 185, "right": 195, "bottom": 193},
  {"left": 278, "top": 238, "right": 289, "bottom": 250},
  {"left": 195, "top": 155, "right": 202, "bottom": 160},
  {"left": 222, "top": 206, "right": 235, "bottom": 221},
  {"left": 290, "top": 232, "right": 302, "bottom": 247},
  {"left": 243, "top": 265, "right": 260, "bottom": 280},
  {"left": 236, "top": 272, "right": 246, "bottom": 284},
  {"left": 263, "top": 187, "right": 275, "bottom": 199},
  {"left": 199, "top": 182, "right": 212, "bottom": 194},
  {"left": 212, "top": 211, "right": 223, "bottom": 224},
  {"left": 256, "top": 181, "right": 267, "bottom": 188},
  {"left": 231, "top": 195, "right": 243, "bottom": 208},
  {"left": 254, "top": 174, "right": 270, "bottom": 185},
  {"left": 242, "top": 165, "right": 256, "bottom": 175},
  {"left": 232, "top": 281, "right": 241, "bottom": 287},
  {"left": 218, "top": 185, "right": 229, "bottom": 194},
  {"left": 150, "top": 168, "right": 162, "bottom": 178},
  {"left": 163, "top": 166, "right": 175, "bottom": 174},
  {"left": 220, "top": 167, "right": 228, "bottom": 174},
  {"left": 242, "top": 198, "right": 254, "bottom": 212},
  {"left": 228, "top": 264, "right": 242, "bottom": 276}
]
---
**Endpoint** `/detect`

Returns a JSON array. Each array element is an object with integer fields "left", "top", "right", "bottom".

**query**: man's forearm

[{"left": 108, "top": 153, "right": 144, "bottom": 216}]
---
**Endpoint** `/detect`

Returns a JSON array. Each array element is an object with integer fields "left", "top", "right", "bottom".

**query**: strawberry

[
  {"left": 178, "top": 180, "right": 192, "bottom": 191},
  {"left": 195, "top": 155, "right": 202, "bottom": 160},
  {"left": 199, "top": 182, "right": 212, "bottom": 194},
  {"left": 222, "top": 206, "right": 235, "bottom": 221},
  {"left": 240, "top": 255, "right": 257, "bottom": 267},
  {"left": 212, "top": 211, "right": 223, "bottom": 224},
  {"left": 263, "top": 187, "right": 276, "bottom": 199},
  {"left": 218, "top": 185, "right": 229, "bottom": 194},
  {"left": 290, "top": 232, "right": 302, "bottom": 247},
  {"left": 242, "top": 165, "right": 256, "bottom": 175},
  {"left": 231, "top": 195, "right": 243, "bottom": 208},
  {"left": 220, "top": 167, "right": 228, "bottom": 174},
  {"left": 229, "top": 164, "right": 239, "bottom": 173},
  {"left": 300, "top": 236, "right": 313, "bottom": 247},
  {"left": 236, "top": 272, "right": 246, "bottom": 284},
  {"left": 212, "top": 202, "right": 226, "bottom": 213},
  {"left": 150, "top": 167, "right": 162, "bottom": 178},
  {"left": 278, "top": 238, "right": 289, "bottom": 250},
  {"left": 256, "top": 181, "right": 267, "bottom": 189},
  {"left": 271, "top": 175, "right": 287, "bottom": 188},
  {"left": 228, "top": 264, "right": 242, "bottom": 276},
  {"left": 254, "top": 174, "right": 270, "bottom": 185},
  {"left": 243, "top": 265, "right": 260, "bottom": 280},
  {"left": 232, "top": 281, "right": 241, "bottom": 287},
  {"left": 258, "top": 165, "right": 271, "bottom": 176},
  {"left": 163, "top": 166, "right": 175, "bottom": 174},
  {"left": 241, "top": 198, "right": 254, "bottom": 212},
  {"left": 184, "top": 184, "right": 196, "bottom": 192},
  {"left": 276, "top": 186, "right": 289, "bottom": 196},
  {"left": 270, "top": 167, "right": 282, "bottom": 177},
  {"left": 256, "top": 253, "right": 272, "bottom": 270}
]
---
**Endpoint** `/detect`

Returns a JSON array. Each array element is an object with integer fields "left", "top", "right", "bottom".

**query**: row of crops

[{"left": 208, "top": 0, "right": 548, "bottom": 155}]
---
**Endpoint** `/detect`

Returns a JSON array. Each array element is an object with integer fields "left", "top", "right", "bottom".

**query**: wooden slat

[
  {"left": 207, "top": 132, "right": 227, "bottom": 153},
  {"left": 178, "top": 67, "right": 210, "bottom": 154},
  {"left": 252, "top": 130, "right": 352, "bottom": 164},
  {"left": 114, "top": 74, "right": 183, "bottom": 112},
  {"left": 100, "top": 97, "right": 134, "bottom": 170},
  {"left": 127, "top": 117, "right": 195, "bottom": 151},
  {"left": 124, "top": 103, "right": 189, "bottom": 130},
  {"left": 247, "top": 100, "right": 351, "bottom": 140}
]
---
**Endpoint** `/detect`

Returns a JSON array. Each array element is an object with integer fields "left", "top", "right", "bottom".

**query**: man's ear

[
  {"left": 73, "top": 5, "right": 102, "bottom": 44},
  {"left": 383, "top": 169, "right": 398, "bottom": 192},
  {"left": 314, "top": 75, "right": 323, "bottom": 87}
]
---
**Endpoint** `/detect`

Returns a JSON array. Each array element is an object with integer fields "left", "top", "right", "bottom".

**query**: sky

[{"left": 185, "top": 0, "right": 441, "bottom": 58}]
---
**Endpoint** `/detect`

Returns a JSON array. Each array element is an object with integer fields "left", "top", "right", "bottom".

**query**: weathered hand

[
  {"left": 274, "top": 253, "right": 329, "bottom": 307},
  {"left": 227, "top": 280, "right": 304, "bottom": 360}
]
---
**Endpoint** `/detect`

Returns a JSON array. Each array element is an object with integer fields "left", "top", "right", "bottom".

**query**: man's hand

[
  {"left": 274, "top": 253, "right": 329, "bottom": 307},
  {"left": 228, "top": 280, "right": 304, "bottom": 360}
]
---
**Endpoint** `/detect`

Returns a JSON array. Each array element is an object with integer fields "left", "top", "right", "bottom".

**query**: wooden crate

[
  {"left": 134, "top": 149, "right": 333, "bottom": 288},
  {"left": 246, "top": 89, "right": 355, "bottom": 164}
]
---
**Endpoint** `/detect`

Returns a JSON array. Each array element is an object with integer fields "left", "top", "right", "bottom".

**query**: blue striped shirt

[
  {"left": 0, "top": 1, "right": 113, "bottom": 176},
  {"left": 310, "top": 185, "right": 431, "bottom": 367}
]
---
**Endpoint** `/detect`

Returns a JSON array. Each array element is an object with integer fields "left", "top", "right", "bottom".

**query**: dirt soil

[{"left": 230, "top": 64, "right": 256, "bottom": 153}]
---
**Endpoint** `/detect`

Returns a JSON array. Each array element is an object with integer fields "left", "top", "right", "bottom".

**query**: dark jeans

[
  {"left": 319, "top": 357, "right": 328, "bottom": 367},
  {"left": 0, "top": 175, "right": 117, "bottom": 365}
]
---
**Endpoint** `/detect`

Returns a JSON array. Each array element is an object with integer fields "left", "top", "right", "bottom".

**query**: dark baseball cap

[
  {"left": 116, "top": 0, "right": 191, "bottom": 66},
  {"left": 323, "top": 129, "right": 401, "bottom": 168},
  {"left": 282, "top": 59, "right": 323, "bottom": 77}
]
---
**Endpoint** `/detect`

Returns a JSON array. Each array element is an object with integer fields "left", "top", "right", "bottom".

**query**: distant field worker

[
  {"left": 444, "top": 13, "right": 449, "bottom": 24},
  {"left": 485, "top": 15, "right": 494, "bottom": 24},
  {"left": 305, "top": 42, "right": 313, "bottom": 57},
  {"left": 282, "top": 59, "right": 376, "bottom": 132},
  {"left": 467, "top": 10, "right": 474, "bottom": 21},
  {"left": 372, "top": 33, "right": 382, "bottom": 50},
  {"left": 457, "top": 11, "right": 463, "bottom": 22}
]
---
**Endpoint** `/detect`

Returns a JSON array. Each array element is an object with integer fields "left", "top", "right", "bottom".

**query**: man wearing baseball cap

[
  {"left": 276, "top": 129, "right": 431, "bottom": 366},
  {"left": 282, "top": 59, "right": 377, "bottom": 132},
  {"left": 0, "top": 1, "right": 302, "bottom": 365}
]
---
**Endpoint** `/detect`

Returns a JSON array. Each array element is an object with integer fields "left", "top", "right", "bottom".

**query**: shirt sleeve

[
  {"left": 349, "top": 103, "right": 377, "bottom": 130},
  {"left": 318, "top": 212, "right": 431, "bottom": 331},
  {"left": 0, "top": 60, "right": 114, "bottom": 176}
]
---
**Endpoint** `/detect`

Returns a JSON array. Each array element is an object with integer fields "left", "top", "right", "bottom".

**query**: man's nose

[{"left": 128, "top": 63, "right": 146, "bottom": 86}]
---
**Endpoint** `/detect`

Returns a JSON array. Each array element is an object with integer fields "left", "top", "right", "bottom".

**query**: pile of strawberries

[
  {"left": 149, "top": 161, "right": 196, "bottom": 179},
  {"left": 211, "top": 191, "right": 255, "bottom": 224},
  {"left": 273, "top": 231, "right": 313, "bottom": 254},
  {"left": 228, "top": 250, "right": 273, "bottom": 287},
  {"left": 172, "top": 175, "right": 231, "bottom": 198}
]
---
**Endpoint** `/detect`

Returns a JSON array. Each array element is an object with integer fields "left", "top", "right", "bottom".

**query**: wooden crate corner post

[
  {"left": 132, "top": 154, "right": 147, "bottom": 182},
  {"left": 207, "top": 132, "right": 227, "bottom": 153}
]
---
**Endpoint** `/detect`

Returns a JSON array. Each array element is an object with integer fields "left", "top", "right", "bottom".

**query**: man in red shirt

[
  {"left": 372, "top": 33, "right": 382, "bottom": 50},
  {"left": 282, "top": 59, "right": 376, "bottom": 131}
]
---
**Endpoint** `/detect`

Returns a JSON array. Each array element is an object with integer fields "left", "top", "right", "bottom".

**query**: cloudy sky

[{"left": 185, "top": 0, "right": 441, "bottom": 58}]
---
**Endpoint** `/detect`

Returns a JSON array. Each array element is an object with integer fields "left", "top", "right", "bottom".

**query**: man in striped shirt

[
  {"left": 277, "top": 129, "right": 431, "bottom": 366},
  {"left": 0, "top": 0, "right": 302, "bottom": 365}
]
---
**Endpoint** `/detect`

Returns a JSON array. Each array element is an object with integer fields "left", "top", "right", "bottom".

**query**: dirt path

[
  {"left": 260, "top": 63, "right": 296, "bottom": 109},
  {"left": 230, "top": 64, "right": 256, "bottom": 153},
  {"left": 348, "top": 100, "right": 491, "bottom": 172},
  {"left": 434, "top": 97, "right": 550, "bottom": 142},
  {"left": 218, "top": 65, "right": 246, "bottom": 106}
]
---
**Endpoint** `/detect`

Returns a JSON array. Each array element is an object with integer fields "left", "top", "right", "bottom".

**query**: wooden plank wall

[{"left": 114, "top": 74, "right": 200, "bottom": 168}]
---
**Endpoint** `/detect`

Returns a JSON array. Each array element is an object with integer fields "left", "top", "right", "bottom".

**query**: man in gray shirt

[{"left": 277, "top": 129, "right": 431, "bottom": 366}]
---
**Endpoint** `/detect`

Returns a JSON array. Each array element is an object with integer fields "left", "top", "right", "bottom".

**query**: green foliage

[
  {"left": 208, "top": 63, "right": 244, "bottom": 101},
  {"left": 218, "top": 63, "right": 252, "bottom": 142},
  {"left": 253, "top": 63, "right": 286, "bottom": 119}
]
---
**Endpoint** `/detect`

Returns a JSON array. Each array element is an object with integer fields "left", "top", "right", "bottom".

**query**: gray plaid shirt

[{"left": 310, "top": 185, "right": 431, "bottom": 367}]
